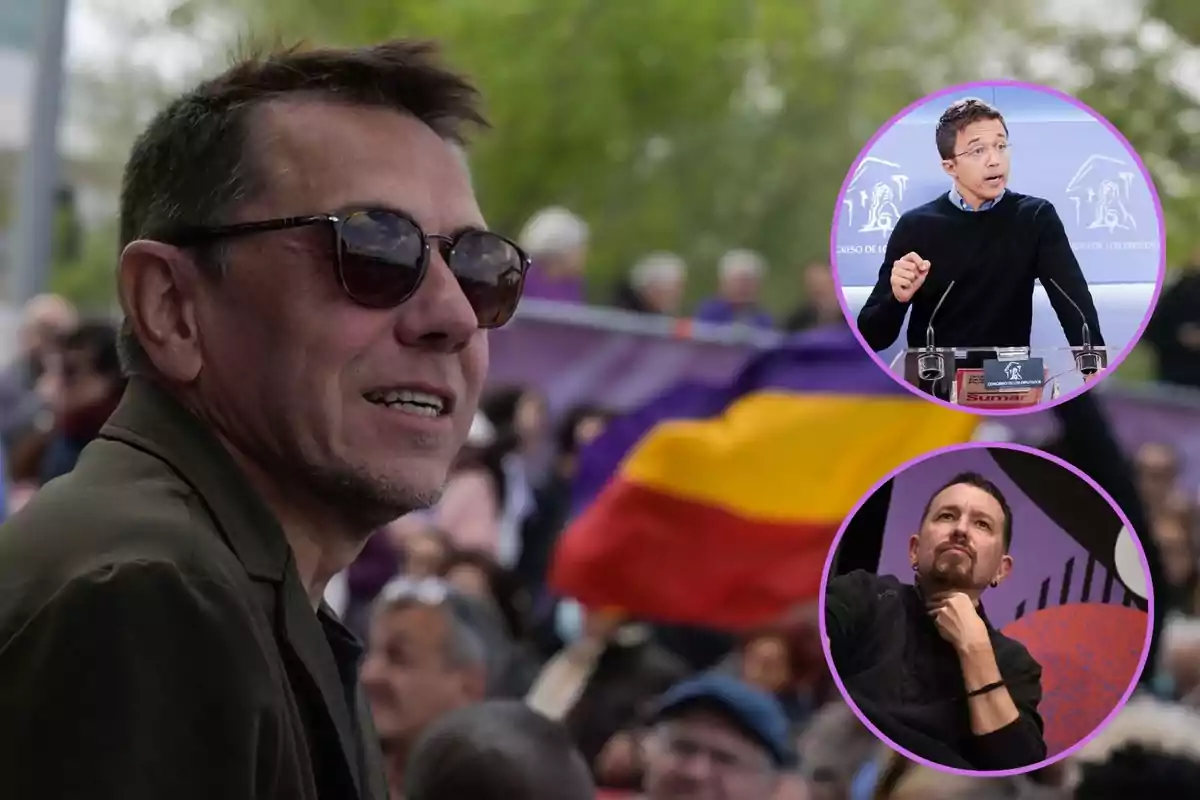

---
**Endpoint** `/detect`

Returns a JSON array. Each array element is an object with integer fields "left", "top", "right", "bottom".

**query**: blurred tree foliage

[
  {"left": 56, "top": 0, "right": 1200, "bottom": 388},
  {"left": 159, "top": 0, "right": 1069, "bottom": 311}
]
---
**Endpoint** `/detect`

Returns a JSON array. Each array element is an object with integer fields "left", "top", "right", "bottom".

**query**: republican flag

[{"left": 549, "top": 329, "right": 981, "bottom": 630}]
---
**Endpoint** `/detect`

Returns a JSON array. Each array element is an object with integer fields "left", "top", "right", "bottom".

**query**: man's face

[
  {"left": 361, "top": 604, "right": 481, "bottom": 745},
  {"left": 646, "top": 275, "right": 685, "bottom": 315},
  {"left": 909, "top": 482, "right": 1011, "bottom": 592},
  {"left": 643, "top": 711, "right": 778, "bottom": 800},
  {"left": 721, "top": 271, "right": 761, "bottom": 307},
  {"left": 190, "top": 100, "right": 488, "bottom": 527},
  {"left": 941, "top": 118, "right": 1009, "bottom": 206},
  {"left": 742, "top": 636, "right": 792, "bottom": 695},
  {"left": 802, "top": 263, "right": 837, "bottom": 311}
]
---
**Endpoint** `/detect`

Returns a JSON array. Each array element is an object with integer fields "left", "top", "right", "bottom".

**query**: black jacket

[{"left": 0, "top": 378, "right": 388, "bottom": 799}]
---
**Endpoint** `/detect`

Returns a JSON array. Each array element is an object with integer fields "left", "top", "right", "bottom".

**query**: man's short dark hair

[
  {"left": 61, "top": 319, "right": 121, "bottom": 379},
  {"left": 920, "top": 471, "right": 1013, "bottom": 551},
  {"left": 404, "top": 700, "right": 595, "bottom": 800},
  {"left": 116, "top": 39, "right": 487, "bottom": 376},
  {"left": 935, "top": 98, "right": 1008, "bottom": 160}
]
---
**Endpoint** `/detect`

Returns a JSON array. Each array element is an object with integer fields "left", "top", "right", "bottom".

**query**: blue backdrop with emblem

[{"left": 834, "top": 85, "right": 1162, "bottom": 371}]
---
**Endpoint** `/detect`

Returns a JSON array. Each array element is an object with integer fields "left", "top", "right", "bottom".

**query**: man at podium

[{"left": 855, "top": 98, "right": 1105, "bottom": 397}]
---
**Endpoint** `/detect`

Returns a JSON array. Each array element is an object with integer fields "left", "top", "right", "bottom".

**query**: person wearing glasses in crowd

[
  {"left": 0, "top": 41, "right": 528, "bottom": 800},
  {"left": 855, "top": 98, "right": 1105, "bottom": 392},
  {"left": 638, "top": 673, "right": 796, "bottom": 800}
]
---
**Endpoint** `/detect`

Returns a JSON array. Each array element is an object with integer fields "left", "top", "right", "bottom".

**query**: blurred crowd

[
  {"left": 516, "top": 206, "right": 846, "bottom": 333},
  {"left": 2, "top": 205, "right": 1200, "bottom": 800}
]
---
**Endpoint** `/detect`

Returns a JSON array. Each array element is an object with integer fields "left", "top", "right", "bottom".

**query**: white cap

[
  {"left": 518, "top": 207, "right": 589, "bottom": 256},
  {"left": 718, "top": 249, "right": 766, "bottom": 280},
  {"left": 630, "top": 252, "right": 687, "bottom": 290}
]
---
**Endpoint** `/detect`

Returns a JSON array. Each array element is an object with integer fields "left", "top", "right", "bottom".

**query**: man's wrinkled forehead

[
  {"left": 923, "top": 484, "right": 1002, "bottom": 525},
  {"left": 250, "top": 97, "right": 484, "bottom": 231},
  {"left": 957, "top": 118, "right": 1008, "bottom": 147}
]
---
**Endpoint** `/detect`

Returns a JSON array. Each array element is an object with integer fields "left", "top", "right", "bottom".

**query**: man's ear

[{"left": 117, "top": 240, "right": 204, "bottom": 383}]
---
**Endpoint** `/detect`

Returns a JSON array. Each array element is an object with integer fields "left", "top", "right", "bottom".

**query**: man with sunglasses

[
  {"left": 855, "top": 98, "right": 1105, "bottom": 395},
  {"left": 0, "top": 41, "right": 527, "bottom": 800}
]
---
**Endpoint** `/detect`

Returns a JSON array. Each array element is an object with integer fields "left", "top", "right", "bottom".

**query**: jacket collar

[
  {"left": 99, "top": 376, "right": 373, "bottom": 794},
  {"left": 99, "top": 377, "right": 289, "bottom": 581}
]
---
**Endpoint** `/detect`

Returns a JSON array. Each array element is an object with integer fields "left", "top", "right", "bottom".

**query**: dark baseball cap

[{"left": 648, "top": 673, "right": 794, "bottom": 767}]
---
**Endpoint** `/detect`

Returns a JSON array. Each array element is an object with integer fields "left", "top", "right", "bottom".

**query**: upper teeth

[{"left": 368, "top": 390, "right": 445, "bottom": 414}]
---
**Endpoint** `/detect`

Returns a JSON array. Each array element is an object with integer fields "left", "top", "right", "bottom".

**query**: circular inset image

[
  {"left": 830, "top": 81, "right": 1165, "bottom": 415},
  {"left": 819, "top": 442, "right": 1153, "bottom": 776}
]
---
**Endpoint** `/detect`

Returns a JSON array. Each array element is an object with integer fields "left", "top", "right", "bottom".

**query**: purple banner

[{"left": 488, "top": 302, "right": 1200, "bottom": 491}]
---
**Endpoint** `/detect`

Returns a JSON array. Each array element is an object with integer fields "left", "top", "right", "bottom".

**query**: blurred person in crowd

[
  {"left": 613, "top": 251, "right": 688, "bottom": 316},
  {"left": 38, "top": 320, "right": 127, "bottom": 482},
  {"left": 1144, "top": 247, "right": 1200, "bottom": 390},
  {"left": 639, "top": 673, "right": 795, "bottom": 800},
  {"left": 403, "top": 523, "right": 453, "bottom": 579},
  {"left": 517, "top": 206, "right": 589, "bottom": 304},
  {"left": 1135, "top": 442, "right": 1189, "bottom": 519},
  {"left": 784, "top": 261, "right": 846, "bottom": 333},
  {"left": 442, "top": 546, "right": 532, "bottom": 642},
  {"left": 403, "top": 699, "right": 595, "bottom": 800},
  {"left": 795, "top": 701, "right": 882, "bottom": 800},
  {"left": 855, "top": 98, "right": 1104, "bottom": 371},
  {"left": 364, "top": 578, "right": 489, "bottom": 798},
  {"left": 1073, "top": 745, "right": 1200, "bottom": 799},
  {"left": 480, "top": 384, "right": 546, "bottom": 547},
  {"left": 1153, "top": 502, "right": 1200, "bottom": 615},
  {"left": 518, "top": 402, "right": 613, "bottom": 602},
  {"left": 696, "top": 249, "right": 774, "bottom": 329},
  {"left": 0, "top": 40, "right": 528, "bottom": 799},
  {"left": 870, "top": 751, "right": 1059, "bottom": 800},
  {"left": 0, "top": 293, "right": 77, "bottom": 453},
  {"left": 1162, "top": 617, "right": 1200, "bottom": 704},
  {"left": 826, "top": 471, "right": 1046, "bottom": 771},
  {"left": 1069, "top": 696, "right": 1200, "bottom": 795},
  {"left": 440, "top": 547, "right": 540, "bottom": 697},
  {"left": 432, "top": 409, "right": 525, "bottom": 565},
  {"left": 719, "top": 608, "right": 833, "bottom": 734},
  {"left": 527, "top": 604, "right": 688, "bottom": 789}
]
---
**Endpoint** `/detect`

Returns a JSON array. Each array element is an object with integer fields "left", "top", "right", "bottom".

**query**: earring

[
  {"left": 911, "top": 563, "right": 918, "bottom": 571},
  {"left": 990, "top": 580, "right": 999, "bottom": 588}
]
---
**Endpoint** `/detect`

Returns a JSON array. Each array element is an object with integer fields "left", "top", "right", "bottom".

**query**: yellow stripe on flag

[{"left": 618, "top": 391, "right": 980, "bottom": 523}]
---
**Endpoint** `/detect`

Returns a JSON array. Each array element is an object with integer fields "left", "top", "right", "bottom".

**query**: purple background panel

[{"left": 874, "top": 448, "right": 1136, "bottom": 628}]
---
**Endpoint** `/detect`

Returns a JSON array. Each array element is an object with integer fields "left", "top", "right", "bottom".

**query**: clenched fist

[{"left": 890, "top": 252, "right": 930, "bottom": 303}]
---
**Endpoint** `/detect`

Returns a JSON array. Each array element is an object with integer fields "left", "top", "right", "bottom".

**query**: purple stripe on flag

[{"left": 570, "top": 329, "right": 913, "bottom": 515}]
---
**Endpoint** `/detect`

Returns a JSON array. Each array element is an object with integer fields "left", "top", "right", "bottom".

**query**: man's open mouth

[{"left": 364, "top": 389, "right": 448, "bottom": 417}]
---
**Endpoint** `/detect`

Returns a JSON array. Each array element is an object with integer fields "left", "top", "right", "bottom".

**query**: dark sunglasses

[{"left": 160, "top": 207, "right": 531, "bottom": 329}]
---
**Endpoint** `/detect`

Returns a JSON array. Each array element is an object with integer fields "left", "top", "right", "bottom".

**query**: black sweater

[
  {"left": 856, "top": 192, "right": 1106, "bottom": 352},
  {"left": 825, "top": 571, "right": 1047, "bottom": 771}
]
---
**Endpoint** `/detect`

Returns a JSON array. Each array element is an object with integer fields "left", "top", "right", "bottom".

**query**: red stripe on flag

[{"left": 549, "top": 480, "right": 836, "bottom": 630}]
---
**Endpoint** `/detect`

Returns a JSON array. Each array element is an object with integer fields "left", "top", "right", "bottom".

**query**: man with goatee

[{"left": 824, "top": 472, "right": 1046, "bottom": 771}]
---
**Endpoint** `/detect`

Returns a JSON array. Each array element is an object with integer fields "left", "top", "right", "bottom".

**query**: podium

[{"left": 888, "top": 346, "right": 1110, "bottom": 409}]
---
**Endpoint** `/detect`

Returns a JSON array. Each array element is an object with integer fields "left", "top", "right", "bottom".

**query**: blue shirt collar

[{"left": 949, "top": 185, "right": 1005, "bottom": 212}]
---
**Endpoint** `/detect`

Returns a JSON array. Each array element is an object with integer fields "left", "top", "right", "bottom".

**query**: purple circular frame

[
  {"left": 828, "top": 79, "right": 1168, "bottom": 417},
  {"left": 816, "top": 440, "right": 1156, "bottom": 778}
]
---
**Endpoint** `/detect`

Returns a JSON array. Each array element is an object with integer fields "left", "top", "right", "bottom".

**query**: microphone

[
  {"left": 918, "top": 280, "right": 956, "bottom": 382},
  {"left": 1046, "top": 278, "right": 1101, "bottom": 375}
]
